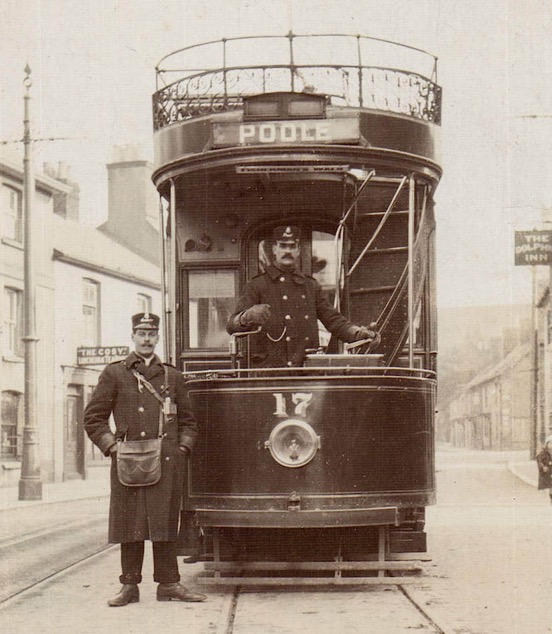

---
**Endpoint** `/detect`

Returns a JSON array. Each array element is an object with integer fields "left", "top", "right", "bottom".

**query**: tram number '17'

[{"left": 273, "top": 392, "right": 313, "bottom": 418}]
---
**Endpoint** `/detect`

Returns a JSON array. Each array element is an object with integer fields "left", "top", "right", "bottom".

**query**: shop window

[{"left": 187, "top": 269, "right": 236, "bottom": 349}]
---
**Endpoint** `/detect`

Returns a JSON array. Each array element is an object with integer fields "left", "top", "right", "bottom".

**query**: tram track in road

[
  {"left": 0, "top": 541, "right": 115, "bottom": 607},
  {"left": 397, "top": 584, "right": 447, "bottom": 634},
  {"left": 2, "top": 552, "right": 452, "bottom": 633},
  {"left": 222, "top": 580, "right": 449, "bottom": 633},
  {"left": 0, "top": 499, "right": 110, "bottom": 604}
]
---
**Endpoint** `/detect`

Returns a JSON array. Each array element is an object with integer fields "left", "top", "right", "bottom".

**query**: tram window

[
  {"left": 312, "top": 231, "right": 338, "bottom": 346},
  {"left": 187, "top": 270, "right": 236, "bottom": 349},
  {"left": 407, "top": 302, "right": 424, "bottom": 348}
]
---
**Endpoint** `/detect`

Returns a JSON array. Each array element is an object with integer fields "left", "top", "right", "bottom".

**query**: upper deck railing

[{"left": 153, "top": 33, "right": 441, "bottom": 131}]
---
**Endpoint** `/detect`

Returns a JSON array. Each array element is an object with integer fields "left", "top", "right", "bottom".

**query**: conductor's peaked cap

[{"left": 132, "top": 312, "right": 160, "bottom": 330}]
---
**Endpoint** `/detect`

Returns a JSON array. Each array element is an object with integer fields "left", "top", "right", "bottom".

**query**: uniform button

[
  {"left": 304, "top": 315, "right": 309, "bottom": 320},
  {"left": 140, "top": 431, "right": 146, "bottom": 437},
  {"left": 163, "top": 433, "right": 167, "bottom": 438},
  {"left": 280, "top": 276, "right": 285, "bottom": 282},
  {"left": 165, "top": 456, "right": 170, "bottom": 461},
  {"left": 286, "top": 336, "right": 291, "bottom": 342},
  {"left": 301, "top": 295, "right": 306, "bottom": 299},
  {"left": 285, "top": 314, "right": 291, "bottom": 320},
  {"left": 287, "top": 361, "right": 293, "bottom": 367},
  {"left": 138, "top": 406, "right": 144, "bottom": 413},
  {"left": 282, "top": 295, "right": 288, "bottom": 300},
  {"left": 305, "top": 336, "right": 310, "bottom": 341}
]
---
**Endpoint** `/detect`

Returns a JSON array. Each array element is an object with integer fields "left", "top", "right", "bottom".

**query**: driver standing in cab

[{"left": 227, "top": 225, "right": 379, "bottom": 368}]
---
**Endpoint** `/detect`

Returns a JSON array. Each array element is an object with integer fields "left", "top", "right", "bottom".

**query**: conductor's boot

[
  {"left": 157, "top": 582, "right": 207, "bottom": 602},
  {"left": 107, "top": 583, "right": 140, "bottom": 607}
]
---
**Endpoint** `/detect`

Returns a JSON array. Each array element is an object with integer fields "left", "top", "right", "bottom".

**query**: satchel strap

[
  {"left": 131, "top": 366, "right": 168, "bottom": 405},
  {"left": 131, "top": 365, "right": 170, "bottom": 439}
]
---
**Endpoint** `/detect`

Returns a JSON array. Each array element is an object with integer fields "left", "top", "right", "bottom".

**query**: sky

[{"left": 1, "top": 0, "right": 551, "bottom": 308}]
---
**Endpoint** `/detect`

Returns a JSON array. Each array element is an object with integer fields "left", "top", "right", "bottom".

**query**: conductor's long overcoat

[{"left": 84, "top": 352, "right": 198, "bottom": 543}]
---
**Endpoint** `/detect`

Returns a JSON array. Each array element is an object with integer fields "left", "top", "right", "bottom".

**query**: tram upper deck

[
  {"left": 152, "top": 33, "right": 441, "bottom": 175},
  {"left": 151, "top": 34, "right": 441, "bottom": 375}
]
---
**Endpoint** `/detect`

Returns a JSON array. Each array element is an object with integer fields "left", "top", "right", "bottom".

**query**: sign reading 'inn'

[
  {"left": 77, "top": 346, "right": 129, "bottom": 365},
  {"left": 514, "top": 230, "right": 552, "bottom": 266}
]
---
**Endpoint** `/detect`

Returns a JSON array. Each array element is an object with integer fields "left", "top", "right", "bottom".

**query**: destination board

[{"left": 213, "top": 118, "right": 360, "bottom": 147}]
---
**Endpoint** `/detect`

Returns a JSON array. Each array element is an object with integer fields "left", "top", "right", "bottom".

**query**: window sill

[
  {"left": 2, "top": 461, "right": 21, "bottom": 470},
  {"left": 3, "top": 355, "right": 24, "bottom": 363},
  {"left": 1, "top": 237, "right": 23, "bottom": 250}
]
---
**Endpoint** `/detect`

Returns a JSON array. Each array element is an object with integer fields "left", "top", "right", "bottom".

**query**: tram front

[{"left": 151, "top": 34, "right": 441, "bottom": 584}]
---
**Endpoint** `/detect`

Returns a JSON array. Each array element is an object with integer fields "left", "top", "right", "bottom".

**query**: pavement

[
  {"left": 0, "top": 467, "right": 110, "bottom": 511},
  {"left": 506, "top": 453, "right": 538, "bottom": 488}
]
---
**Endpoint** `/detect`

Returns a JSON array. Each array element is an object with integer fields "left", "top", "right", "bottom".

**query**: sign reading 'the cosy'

[
  {"left": 77, "top": 346, "right": 129, "bottom": 365},
  {"left": 515, "top": 230, "right": 552, "bottom": 266}
]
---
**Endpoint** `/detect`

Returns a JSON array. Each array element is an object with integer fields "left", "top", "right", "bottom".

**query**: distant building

[
  {"left": 438, "top": 304, "right": 531, "bottom": 407},
  {"left": 97, "top": 145, "right": 160, "bottom": 265},
  {"left": 437, "top": 342, "right": 531, "bottom": 450},
  {"left": 0, "top": 149, "right": 161, "bottom": 487}
]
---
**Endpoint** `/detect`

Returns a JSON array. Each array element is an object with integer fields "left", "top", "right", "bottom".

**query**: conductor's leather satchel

[
  {"left": 116, "top": 435, "right": 162, "bottom": 487},
  {"left": 116, "top": 367, "right": 170, "bottom": 487}
]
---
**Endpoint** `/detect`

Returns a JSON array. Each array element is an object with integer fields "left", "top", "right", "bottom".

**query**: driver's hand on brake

[{"left": 240, "top": 304, "right": 271, "bottom": 327}]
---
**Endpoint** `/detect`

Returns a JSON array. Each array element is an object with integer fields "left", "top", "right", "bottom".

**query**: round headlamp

[{"left": 264, "top": 419, "right": 320, "bottom": 468}]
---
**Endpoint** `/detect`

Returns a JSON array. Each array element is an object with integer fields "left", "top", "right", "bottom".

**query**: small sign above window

[{"left": 77, "top": 346, "right": 129, "bottom": 365}]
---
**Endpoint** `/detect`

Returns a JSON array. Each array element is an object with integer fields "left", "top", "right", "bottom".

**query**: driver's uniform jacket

[{"left": 227, "top": 265, "right": 359, "bottom": 367}]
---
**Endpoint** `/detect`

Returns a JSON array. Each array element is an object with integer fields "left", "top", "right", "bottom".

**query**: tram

[{"left": 151, "top": 34, "right": 441, "bottom": 584}]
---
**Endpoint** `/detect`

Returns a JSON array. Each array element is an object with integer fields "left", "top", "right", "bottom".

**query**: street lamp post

[{"left": 18, "top": 65, "right": 42, "bottom": 500}]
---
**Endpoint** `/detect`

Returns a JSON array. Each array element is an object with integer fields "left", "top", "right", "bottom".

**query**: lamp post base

[{"left": 19, "top": 477, "right": 43, "bottom": 501}]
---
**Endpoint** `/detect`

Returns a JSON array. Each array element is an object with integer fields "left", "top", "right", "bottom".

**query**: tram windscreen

[
  {"left": 311, "top": 231, "right": 337, "bottom": 346},
  {"left": 187, "top": 269, "right": 236, "bottom": 349}
]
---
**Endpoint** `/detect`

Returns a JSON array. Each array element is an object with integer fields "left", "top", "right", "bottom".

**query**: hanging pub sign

[
  {"left": 77, "top": 346, "right": 129, "bottom": 365},
  {"left": 514, "top": 230, "right": 552, "bottom": 266}
]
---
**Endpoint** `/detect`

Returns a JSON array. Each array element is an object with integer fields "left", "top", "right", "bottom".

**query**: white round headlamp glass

[{"left": 265, "top": 419, "right": 320, "bottom": 468}]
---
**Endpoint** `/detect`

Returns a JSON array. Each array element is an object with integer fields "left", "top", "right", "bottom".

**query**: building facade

[
  {"left": 0, "top": 150, "right": 161, "bottom": 487},
  {"left": 437, "top": 342, "right": 531, "bottom": 450}
]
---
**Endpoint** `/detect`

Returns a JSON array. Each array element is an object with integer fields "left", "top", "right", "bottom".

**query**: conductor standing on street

[
  {"left": 227, "top": 225, "right": 379, "bottom": 367},
  {"left": 84, "top": 312, "right": 206, "bottom": 607}
]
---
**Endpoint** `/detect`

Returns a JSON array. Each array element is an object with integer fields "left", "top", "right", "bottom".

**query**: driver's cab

[
  {"left": 246, "top": 222, "right": 342, "bottom": 350},
  {"left": 180, "top": 221, "right": 344, "bottom": 372}
]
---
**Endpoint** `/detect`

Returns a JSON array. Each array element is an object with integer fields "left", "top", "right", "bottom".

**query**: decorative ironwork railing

[{"left": 153, "top": 34, "right": 441, "bottom": 130}]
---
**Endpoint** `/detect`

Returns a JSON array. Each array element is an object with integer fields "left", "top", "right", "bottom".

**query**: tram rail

[{"left": 0, "top": 544, "right": 448, "bottom": 634}]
